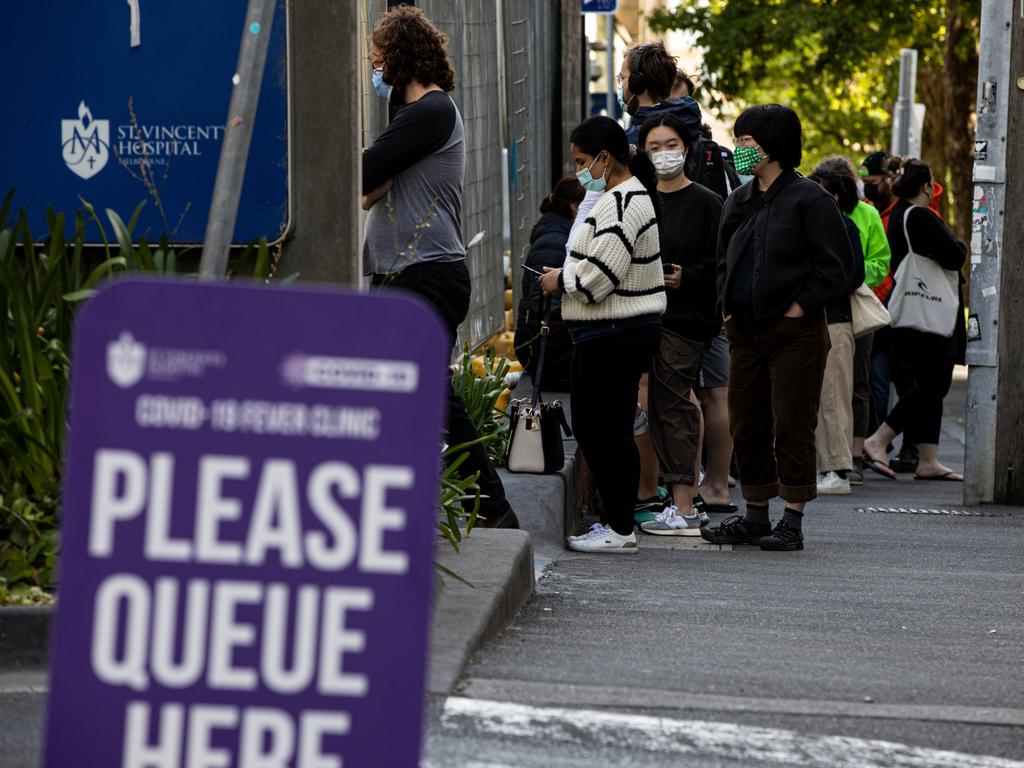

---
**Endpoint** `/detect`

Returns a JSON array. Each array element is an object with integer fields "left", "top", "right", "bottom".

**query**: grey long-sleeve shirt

[{"left": 362, "top": 91, "right": 466, "bottom": 275}]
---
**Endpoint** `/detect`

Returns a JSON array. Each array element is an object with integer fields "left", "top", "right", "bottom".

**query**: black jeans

[
  {"left": 570, "top": 324, "right": 661, "bottom": 536},
  {"left": 727, "top": 312, "right": 831, "bottom": 504},
  {"left": 372, "top": 261, "right": 512, "bottom": 521},
  {"left": 884, "top": 328, "right": 955, "bottom": 445}
]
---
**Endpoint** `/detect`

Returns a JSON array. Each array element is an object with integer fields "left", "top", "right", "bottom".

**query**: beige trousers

[{"left": 816, "top": 322, "right": 855, "bottom": 473}]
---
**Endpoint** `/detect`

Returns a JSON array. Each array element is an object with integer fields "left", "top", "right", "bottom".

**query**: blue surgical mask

[
  {"left": 372, "top": 68, "right": 392, "bottom": 101},
  {"left": 576, "top": 155, "right": 607, "bottom": 193},
  {"left": 616, "top": 84, "right": 627, "bottom": 113}
]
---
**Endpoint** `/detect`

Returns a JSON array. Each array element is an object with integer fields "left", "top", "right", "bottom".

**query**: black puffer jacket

[{"left": 514, "top": 212, "right": 573, "bottom": 390}]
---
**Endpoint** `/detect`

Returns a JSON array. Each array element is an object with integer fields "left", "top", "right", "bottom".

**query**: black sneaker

[
  {"left": 700, "top": 515, "right": 771, "bottom": 545},
  {"left": 759, "top": 519, "right": 804, "bottom": 551},
  {"left": 890, "top": 444, "right": 919, "bottom": 474}
]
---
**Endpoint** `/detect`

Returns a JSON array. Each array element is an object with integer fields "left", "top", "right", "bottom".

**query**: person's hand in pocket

[{"left": 783, "top": 302, "right": 805, "bottom": 318}]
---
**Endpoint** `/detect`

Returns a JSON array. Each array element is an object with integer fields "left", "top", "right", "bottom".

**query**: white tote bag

[
  {"left": 850, "top": 283, "right": 890, "bottom": 338},
  {"left": 887, "top": 207, "right": 959, "bottom": 338}
]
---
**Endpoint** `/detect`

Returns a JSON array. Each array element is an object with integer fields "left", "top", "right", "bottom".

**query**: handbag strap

[{"left": 531, "top": 295, "right": 552, "bottom": 407}]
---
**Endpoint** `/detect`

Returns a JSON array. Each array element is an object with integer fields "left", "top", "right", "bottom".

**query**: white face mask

[{"left": 650, "top": 149, "right": 686, "bottom": 179}]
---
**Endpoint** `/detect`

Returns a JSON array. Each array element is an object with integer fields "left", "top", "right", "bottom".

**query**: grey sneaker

[
  {"left": 847, "top": 468, "right": 864, "bottom": 486},
  {"left": 640, "top": 505, "right": 703, "bottom": 536}
]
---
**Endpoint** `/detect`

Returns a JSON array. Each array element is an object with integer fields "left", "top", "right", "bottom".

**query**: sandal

[
  {"left": 914, "top": 471, "right": 963, "bottom": 482},
  {"left": 863, "top": 453, "right": 896, "bottom": 479}
]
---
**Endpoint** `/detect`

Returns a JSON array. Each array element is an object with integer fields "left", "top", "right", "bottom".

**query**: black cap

[{"left": 859, "top": 151, "right": 891, "bottom": 177}]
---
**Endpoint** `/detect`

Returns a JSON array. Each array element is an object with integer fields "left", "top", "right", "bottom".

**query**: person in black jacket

[
  {"left": 862, "top": 159, "right": 966, "bottom": 482},
  {"left": 514, "top": 175, "right": 584, "bottom": 390},
  {"left": 701, "top": 104, "right": 852, "bottom": 552}
]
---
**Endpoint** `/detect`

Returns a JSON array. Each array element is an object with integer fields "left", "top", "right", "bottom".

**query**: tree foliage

[{"left": 649, "top": 0, "right": 980, "bottom": 242}]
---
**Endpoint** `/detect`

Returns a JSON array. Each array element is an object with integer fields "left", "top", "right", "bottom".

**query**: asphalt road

[{"left": 424, "top": 383, "right": 1024, "bottom": 767}]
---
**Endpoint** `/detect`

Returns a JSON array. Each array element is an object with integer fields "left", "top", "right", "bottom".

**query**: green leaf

[{"left": 62, "top": 289, "right": 97, "bottom": 303}]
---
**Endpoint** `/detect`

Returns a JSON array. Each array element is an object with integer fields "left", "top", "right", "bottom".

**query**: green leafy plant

[
  {"left": 450, "top": 346, "right": 511, "bottom": 466},
  {"left": 0, "top": 193, "right": 287, "bottom": 604}
]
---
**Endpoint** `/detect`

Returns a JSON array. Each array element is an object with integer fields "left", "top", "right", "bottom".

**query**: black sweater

[
  {"left": 887, "top": 201, "right": 967, "bottom": 274},
  {"left": 717, "top": 171, "right": 852, "bottom": 321},
  {"left": 659, "top": 182, "right": 723, "bottom": 342}
]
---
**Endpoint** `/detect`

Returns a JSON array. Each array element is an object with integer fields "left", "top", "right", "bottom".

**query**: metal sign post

[
  {"left": 200, "top": 0, "right": 278, "bottom": 278},
  {"left": 964, "top": 0, "right": 1012, "bottom": 503},
  {"left": 891, "top": 48, "right": 918, "bottom": 157}
]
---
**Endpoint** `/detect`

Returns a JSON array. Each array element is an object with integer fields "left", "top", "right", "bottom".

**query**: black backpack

[{"left": 686, "top": 136, "right": 741, "bottom": 200}]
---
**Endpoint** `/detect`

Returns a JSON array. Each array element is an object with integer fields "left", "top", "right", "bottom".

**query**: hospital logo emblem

[
  {"left": 107, "top": 332, "right": 147, "bottom": 389},
  {"left": 62, "top": 101, "right": 110, "bottom": 180}
]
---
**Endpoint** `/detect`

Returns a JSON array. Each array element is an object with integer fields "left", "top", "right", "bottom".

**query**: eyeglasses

[{"left": 615, "top": 74, "right": 625, "bottom": 86}]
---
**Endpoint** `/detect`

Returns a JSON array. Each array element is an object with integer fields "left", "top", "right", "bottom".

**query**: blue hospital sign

[{"left": 2, "top": 1, "right": 289, "bottom": 244}]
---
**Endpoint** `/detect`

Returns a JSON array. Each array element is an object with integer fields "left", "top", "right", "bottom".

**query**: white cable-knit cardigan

[{"left": 561, "top": 176, "right": 667, "bottom": 322}]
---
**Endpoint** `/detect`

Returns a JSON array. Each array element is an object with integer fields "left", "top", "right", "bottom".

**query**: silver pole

[
  {"left": 891, "top": 48, "right": 917, "bottom": 156},
  {"left": 605, "top": 14, "right": 615, "bottom": 117},
  {"left": 199, "top": 0, "right": 277, "bottom": 279},
  {"left": 963, "top": 0, "right": 1013, "bottom": 504}
]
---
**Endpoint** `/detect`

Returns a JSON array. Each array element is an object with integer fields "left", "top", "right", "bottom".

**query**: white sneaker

[
  {"left": 567, "top": 524, "right": 638, "bottom": 553},
  {"left": 817, "top": 471, "right": 851, "bottom": 495},
  {"left": 633, "top": 404, "right": 649, "bottom": 436},
  {"left": 640, "top": 505, "right": 703, "bottom": 536}
]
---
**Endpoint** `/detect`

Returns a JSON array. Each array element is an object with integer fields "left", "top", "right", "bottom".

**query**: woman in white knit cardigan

[{"left": 538, "top": 115, "right": 666, "bottom": 554}]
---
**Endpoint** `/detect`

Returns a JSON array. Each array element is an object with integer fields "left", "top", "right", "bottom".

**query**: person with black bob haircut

[
  {"left": 862, "top": 159, "right": 967, "bottom": 482},
  {"left": 537, "top": 115, "right": 666, "bottom": 553},
  {"left": 701, "top": 104, "right": 852, "bottom": 552}
]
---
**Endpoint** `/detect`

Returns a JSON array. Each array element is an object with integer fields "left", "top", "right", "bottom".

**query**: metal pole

[
  {"left": 605, "top": 14, "right": 615, "bottom": 117},
  {"left": 891, "top": 48, "right": 917, "bottom": 156},
  {"left": 964, "top": 0, "right": 1014, "bottom": 504},
  {"left": 199, "top": 0, "right": 277, "bottom": 279}
]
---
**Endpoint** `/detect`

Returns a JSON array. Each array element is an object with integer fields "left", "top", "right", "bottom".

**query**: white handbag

[
  {"left": 850, "top": 283, "right": 890, "bottom": 338},
  {"left": 506, "top": 299, "right": 572, "bottom": 474},
  {"left": 887, "top": 207, "right": 959, "bottom": 338}
]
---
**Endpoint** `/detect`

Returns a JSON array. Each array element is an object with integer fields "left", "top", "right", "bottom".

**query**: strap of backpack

[{"left": 531, "top": 294, "right": 552, "bottom": 408}]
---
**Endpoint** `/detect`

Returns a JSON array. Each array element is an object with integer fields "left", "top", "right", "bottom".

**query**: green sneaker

[{"left": 634, "top": 496, "right": 664, "bottom": 526}]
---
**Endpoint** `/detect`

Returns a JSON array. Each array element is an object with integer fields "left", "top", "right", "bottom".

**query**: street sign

[
  {"left": 2, "top": 1, "right": 289, "bottom": 245},
  {"left": 43, "top": 279, "right": 448, "bottom": 767},
  {"left": 582, "top": 0, "right": 618, "bottom": 13}
]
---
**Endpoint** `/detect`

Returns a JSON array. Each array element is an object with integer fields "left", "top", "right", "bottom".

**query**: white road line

[
  {"left": 0, "top": 672, "right": 48, "bottom": 696},
  {"left": 460, "top": 677, "right": 1024, "bottom": 727},
  {"left": 441, "top": 697, "right": 1024, "bottom": 768}
]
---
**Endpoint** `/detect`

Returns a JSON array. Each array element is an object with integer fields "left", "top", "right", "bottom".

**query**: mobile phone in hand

[{"left": 521, "top": 263, "right": 544, "bottom": 277}]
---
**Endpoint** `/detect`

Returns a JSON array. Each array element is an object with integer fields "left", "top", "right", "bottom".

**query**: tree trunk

[{"left": 944, "top": 2, "right": 979, "bottom": 248}]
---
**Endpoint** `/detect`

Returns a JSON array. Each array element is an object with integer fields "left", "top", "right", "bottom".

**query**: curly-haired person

[{"left": 362, "top": 5, "right": 518, "bottom": 529}]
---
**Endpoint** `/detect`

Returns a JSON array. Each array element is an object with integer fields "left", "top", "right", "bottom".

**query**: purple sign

[{"left": 44, "top": 279, "right": 448, "bottom": 767}]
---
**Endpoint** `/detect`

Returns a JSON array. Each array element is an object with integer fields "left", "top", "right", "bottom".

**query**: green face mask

[{"left": 733, "top": 145, "right": 763, "bottom": 175}]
